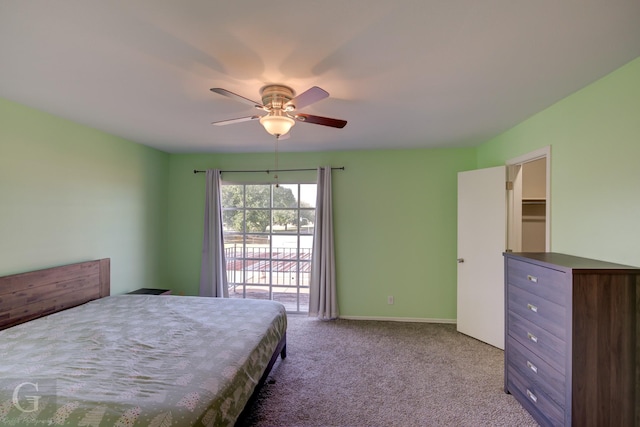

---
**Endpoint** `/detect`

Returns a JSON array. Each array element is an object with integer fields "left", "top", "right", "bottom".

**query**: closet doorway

[
  {"left": 456, "top": 147, "right": 550, "bottom": 349},
  {"left": 506, "top": 146, "right": 550, "bottom": 252}
]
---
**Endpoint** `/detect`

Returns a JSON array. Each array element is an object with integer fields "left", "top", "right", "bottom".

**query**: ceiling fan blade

[
  {"left": 210, "top": 88, "right": 265, "bottom": 109},
  {"left": 294, "top": 113, "right": 347, "bottom": 128},
  {"left": 285, "top": 86, "right": 329, "bottom": 110},
  {"left": 211, "top": 115, "right": 261, "bottom": 126}
]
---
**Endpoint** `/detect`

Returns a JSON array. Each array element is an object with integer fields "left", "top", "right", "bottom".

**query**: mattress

[{"left": 0, "top": 295, "right": 287, "bottom": 426}]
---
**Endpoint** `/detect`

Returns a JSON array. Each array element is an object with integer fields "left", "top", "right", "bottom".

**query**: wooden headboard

[{"left": 0, "top": 258, "right": 110, "bottom": 331}]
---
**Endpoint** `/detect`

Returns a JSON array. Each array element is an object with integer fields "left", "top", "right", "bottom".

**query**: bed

[{"left": 0, "top": 258, "right": 287, "bottom": 426}]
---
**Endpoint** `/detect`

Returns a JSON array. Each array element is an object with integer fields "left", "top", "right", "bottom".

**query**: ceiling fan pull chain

[{"left": 274, "top": 136, "right": 280, "bottom": 188}]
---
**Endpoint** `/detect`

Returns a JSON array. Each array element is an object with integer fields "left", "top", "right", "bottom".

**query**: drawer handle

[
  {"left": 526, "top": 389, "right": 538, "bottom": 403},
  {"left": 527, "top": 303, "right": 538, "bottom": 313},
  {"left": 527, "top": 275, "right": 538, "bottom": 283},
  {"left": 526, "top": 360, "right": 538, "bottom": 374},
  {"left": 527, "top": 332, "right": 538, "bottom": 343}
]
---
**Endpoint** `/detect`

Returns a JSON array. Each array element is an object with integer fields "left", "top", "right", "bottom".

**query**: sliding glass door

[{"left": 221, "top": 183, "right": 316, "bottom": 313}]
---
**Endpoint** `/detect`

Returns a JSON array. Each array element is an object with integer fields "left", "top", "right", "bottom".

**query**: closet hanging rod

[{"left": 193, "top": 167, "right": 345, "bottom": 174}]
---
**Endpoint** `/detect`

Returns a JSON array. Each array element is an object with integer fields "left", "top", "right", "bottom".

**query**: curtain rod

[{"left": 193, "top": 167, "right": 345, "bottom": 174}]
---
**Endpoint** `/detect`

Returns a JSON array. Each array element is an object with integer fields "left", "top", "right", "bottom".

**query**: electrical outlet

[{"left": 387, "top": 296, "right": 394, "bottom": 305}]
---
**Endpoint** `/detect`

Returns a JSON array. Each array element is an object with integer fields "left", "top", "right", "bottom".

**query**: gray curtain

[
  {"left": 309, "top": 166, "right": 338, "bottom": 319},
  {"left": 199, "top": 169, "right": 229, "bottom": 298}
]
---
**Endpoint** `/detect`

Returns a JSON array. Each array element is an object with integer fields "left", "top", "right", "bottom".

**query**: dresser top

[{"left": 505, "top": 252, "right": 640, "bottom": 272}]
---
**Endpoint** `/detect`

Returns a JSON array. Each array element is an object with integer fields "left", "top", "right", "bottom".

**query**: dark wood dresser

[{"left": 504, "top": 252, "right": 640, "bottom": 426}]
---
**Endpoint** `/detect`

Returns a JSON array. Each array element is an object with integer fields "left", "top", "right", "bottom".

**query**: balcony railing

[{"left": 224, "top": 246, "right": 311, "bottom": 312}]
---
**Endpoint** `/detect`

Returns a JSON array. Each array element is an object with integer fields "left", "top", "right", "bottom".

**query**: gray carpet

[{"left": 238, "top": 315, "right": 538, "bottom": 427}]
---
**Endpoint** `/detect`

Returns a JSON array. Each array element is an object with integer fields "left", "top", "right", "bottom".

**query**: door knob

[{"left": 457, "top": 258, "right": 464, "bottom": 263}]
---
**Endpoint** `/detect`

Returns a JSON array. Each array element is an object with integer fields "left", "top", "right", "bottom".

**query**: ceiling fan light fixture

[
  {"left": 210, "top": 84, "right": 346, "bottom": 136},
  {"left": 260, "top": 114, "right": 295, "bottom": 136}
]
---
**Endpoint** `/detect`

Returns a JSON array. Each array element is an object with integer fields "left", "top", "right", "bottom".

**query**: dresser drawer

[
  {"left": 508, "top": 311, "right": 565, "bottom": 375},
  {"left": 507, "top": 335, "right": 564, "bottom": 408},
  {"left": 508, "top": 285, "right": 565, "bottom": 341},
  {"left": 506, "top": 257, "right": 566, "bottom": 305},
  {"left": 507, "top": 362, "right": 565, "bottom": 427}
]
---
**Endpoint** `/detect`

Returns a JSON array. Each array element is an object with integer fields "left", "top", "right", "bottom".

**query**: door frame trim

[{"left": 506, "top": 146, "right": 551, "bottom": 251}]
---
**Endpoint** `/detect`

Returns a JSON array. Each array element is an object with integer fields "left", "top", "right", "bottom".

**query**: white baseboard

[{"left": 338, "top": 315, "right": 456, "bottom": 324}]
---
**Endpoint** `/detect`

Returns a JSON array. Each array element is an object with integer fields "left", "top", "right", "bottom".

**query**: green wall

[
  {"left": 167, "top": 148, "right": 476, "bottom": 321},
  {"left": 0, "top": 98, "right": 170, "bottom": 294},
  {"left": 477, "top": 56, "right": 640, "bottom": 266}
]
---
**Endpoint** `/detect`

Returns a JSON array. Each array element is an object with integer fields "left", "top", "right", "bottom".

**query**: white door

[{"left": 457, "top": 166, "right": 506, "bottom": 349}]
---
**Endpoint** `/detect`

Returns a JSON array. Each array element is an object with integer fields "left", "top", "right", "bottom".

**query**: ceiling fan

[{"left": 210, "top": 84, "right": 347, "bottom": 138}]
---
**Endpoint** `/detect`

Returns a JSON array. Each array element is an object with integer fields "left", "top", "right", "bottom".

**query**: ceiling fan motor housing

[{"left": 260, "top": 85, "right": 296, "bottom": 111}]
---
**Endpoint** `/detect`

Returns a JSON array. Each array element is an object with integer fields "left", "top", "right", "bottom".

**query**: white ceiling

[{"left": 1, "top": 1, "right": 639, "bottom": 154}]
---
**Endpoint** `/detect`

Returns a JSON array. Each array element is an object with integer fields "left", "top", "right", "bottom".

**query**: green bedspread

[{"left": 0, "top": 295, "right": 287, "bottom": 426}]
